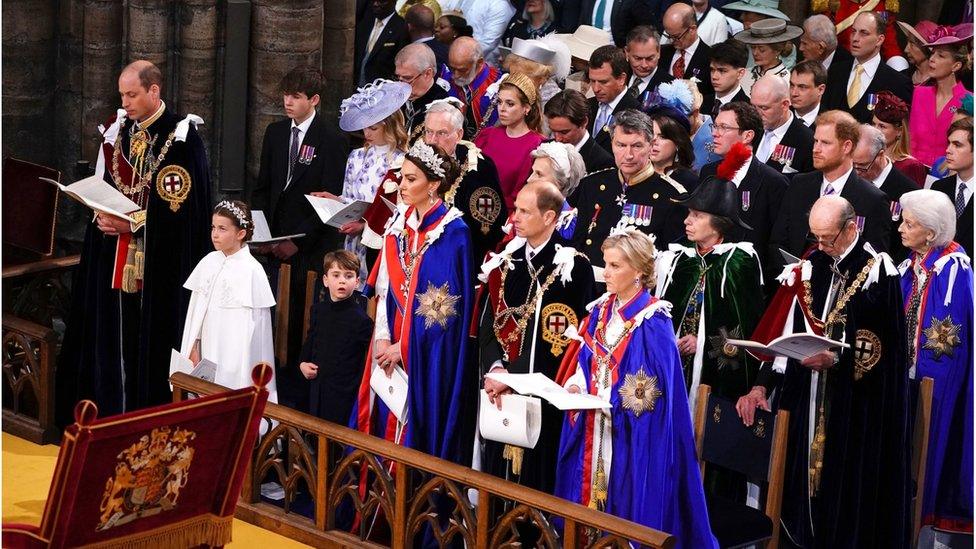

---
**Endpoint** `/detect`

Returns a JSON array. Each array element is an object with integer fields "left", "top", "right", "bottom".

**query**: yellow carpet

[{"left": 1, "top": 432, "right": 310, "bottom": 548}]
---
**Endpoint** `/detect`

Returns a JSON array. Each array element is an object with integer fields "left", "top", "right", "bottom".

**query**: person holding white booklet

[
  {"left": 552, "top": 229, "right": 718, "bottom": 547},
  {"left": 176, "top": 201, "right": 277, "bottom": 403}
]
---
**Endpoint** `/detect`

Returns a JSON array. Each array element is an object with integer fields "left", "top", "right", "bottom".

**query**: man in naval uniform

[
  {"left": 56, "top": 60, "right": 212, "bottom": 425},
  {"left": 475, "top": 182, "right": 595, "bottom": 494},
  {"left": 571, "top": 108, "right": 696, "bottom": 275}
]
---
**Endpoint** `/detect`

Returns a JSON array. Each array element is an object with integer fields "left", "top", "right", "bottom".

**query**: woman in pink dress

[
  {"left": 909, "top": 23, "right": 973, "bottom": 167},
  {"left": 872, "top": 91, "right": 927, "bottom": 187},
  {"left": 473, "top": 72, "right": 544, "bottom": 210}
]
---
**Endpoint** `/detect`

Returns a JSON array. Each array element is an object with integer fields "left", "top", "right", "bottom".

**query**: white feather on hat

[{"left": 539, "top": 34, "right": 572, "bottom": 82}]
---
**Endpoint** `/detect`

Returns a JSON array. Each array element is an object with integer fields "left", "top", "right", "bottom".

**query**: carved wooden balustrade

[{"left": 171, "top": 372, "right": 675, "bottom": 548}]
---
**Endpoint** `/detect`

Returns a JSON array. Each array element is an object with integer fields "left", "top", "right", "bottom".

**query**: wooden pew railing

[{"left": 171, "top": 372, "right": 675, "bottom": 548}]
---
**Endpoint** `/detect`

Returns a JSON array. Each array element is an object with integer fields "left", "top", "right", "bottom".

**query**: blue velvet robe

[
  {"left": 554, "top": 291, "right": 718, "bottom": 548},
  {"left": 352, "top": 203, "right": 474, "bottom": 464},
  {"left": 900, "top": 242, "right": 974, "bottom": 532}
]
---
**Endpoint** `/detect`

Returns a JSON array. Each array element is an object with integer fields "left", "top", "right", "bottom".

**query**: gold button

[
  {"left": 599, "top": 184, "right": 606, "bottom": 190},
  {"left": 586, "top": 239, "right": 592, "bottom": 245},
  {"left": 652, "top": 193, "right": 659, "bottom": 200}
]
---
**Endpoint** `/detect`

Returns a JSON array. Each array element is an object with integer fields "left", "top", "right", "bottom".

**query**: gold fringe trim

[
  {"left": 121, "top": 239, "right": 138, "bottom": 293},
  {"left": 888, "top": 0, "right": 899, "bottom": 13},
  {"left": 810, "top": 0, "right": 828, "bottom": 13},
  {"left": 502, "top": 444, "right": 524, "bottom": 476},
  {"left": 86, "top": 513, "right": 233, "bottom": 549}
]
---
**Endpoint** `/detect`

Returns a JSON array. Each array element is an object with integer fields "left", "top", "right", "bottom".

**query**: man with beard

[{"left": 447, "top": 36, "right": 502, "bottom": 139}]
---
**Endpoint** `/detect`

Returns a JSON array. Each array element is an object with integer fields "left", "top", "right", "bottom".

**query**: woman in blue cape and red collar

[
  {"left": 898, "top": 189, "right": 973, "bottom": 536},
  {"left": 351, "top": 139, "right": 474, "bottom": 464},
  {"left": 554, "top": 229, "right": 717, "bottom": 548}
]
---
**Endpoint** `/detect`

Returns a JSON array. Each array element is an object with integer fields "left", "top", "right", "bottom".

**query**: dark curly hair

[{"left": 404, "top": 144, "right": 461, "bottom": 195}]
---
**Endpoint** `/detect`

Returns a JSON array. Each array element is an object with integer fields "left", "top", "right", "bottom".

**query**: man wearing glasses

[
  {"left": 852, "top": 123, "right": 916, "bottom": 262},
  {"left": 700, "top": 101, "right": 788, "bottom": 282},
  {"left": 736, "top": 194, "right": 911, "bottom": 549},
  {"left": 658, "top": 3, "right": 714, "bottom": 98},
  {"left": 770, "top": 110, "right": 891, "bottom": 271},
  {"left": 394, "top": 43, "right": 449, "bottom": 135}
]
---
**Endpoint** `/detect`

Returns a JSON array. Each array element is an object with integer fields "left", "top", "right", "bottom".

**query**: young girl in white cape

[{"left": 177, "top": 200, "right": 277, "bottom": 402}]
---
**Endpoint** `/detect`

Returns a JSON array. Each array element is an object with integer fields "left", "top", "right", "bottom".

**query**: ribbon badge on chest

[
  {"left": 890, "top": 201, "right": 902, "bottom": 221},
  {"left": 620, "top": 203, "right": 653, "bottom": 227},
  {"left": 741, "top": 190, "right": 751, "bottom": 212},
  {"left": 866, "top": 94, "right": 879, "bottom": 111},
  {"left": 298, "top": 144, "right": 315, "bottom": 165},
  {"left": 855, "top": 215, "right": 866, "bottom": 234}
]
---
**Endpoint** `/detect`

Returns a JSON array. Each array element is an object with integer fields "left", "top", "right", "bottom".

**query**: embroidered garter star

[
  {"left": 416, "top": 281, "right": 460, "bottom": 329},
  {"left": 618, "top": 368, "right": 662, "bottom": 417},
  {"left": 922, "top": 315, "right": 962, "bottom": 360}
]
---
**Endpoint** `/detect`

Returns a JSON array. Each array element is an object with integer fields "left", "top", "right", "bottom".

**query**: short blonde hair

[{"left": 602, "top": 229, "right": 657, "bottom": 289}]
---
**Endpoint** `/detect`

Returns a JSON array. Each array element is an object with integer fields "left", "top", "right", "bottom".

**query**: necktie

[
  {"left": 711, "top": 100, "right": 721, "bottom": 118},
  {"left": 627, "top": 77, "right": 642, "bottom": 99},
  {"left": 593, "top": 0, "right": 607, "bottom": 29},
  {"left": 847, "top": 64, "right": 864, "bottom": 108},
  {"left": 673, "top": 50, "right": 686, "bottom": 79},
  {"left": 366, "top": 18, "right": 384, "bottom": 55},
  {"left": 756, "top": 132, "right": 774, "bottom": 163},
  {"left": 404, "top": 100, "right": 415, "bottom": 127},
  {"left": 823, "top": 183, "right": 835, "bottom": 196},
  {"left": 956, "top": 184, "right": 968, "bottom": 217},
  {"left": 289, "top": 126, "right": 300, "bottom": 174},
  {"left": 595, "top": 103, "right": 610, "bottom": 134}
]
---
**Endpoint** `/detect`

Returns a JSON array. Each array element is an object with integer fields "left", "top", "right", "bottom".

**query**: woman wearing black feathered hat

[{"left": 655, "top": 142, "right": 765, "bottom": 501}]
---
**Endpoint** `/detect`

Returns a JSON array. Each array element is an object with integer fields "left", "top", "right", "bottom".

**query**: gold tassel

[
  {"left": 810, "top": 0, "right": 828, "bottom": 13},
  {"left": 134, "top": 237, "right": 145, "bottom": 281},
  {"left": 502, "top": 444, "right": 524, "bottom": 476},
  {"left": 87, "top": 513, "right": 232, "bottom": 549},
  {"left": 887, "top": 0, "right": 899, "bottom": 13},
  {"left": 121, "top": 240, "right": 138, "bottom": 293},
  {"left": 591, "top": 470, "right": 608, "bottom": 511}
]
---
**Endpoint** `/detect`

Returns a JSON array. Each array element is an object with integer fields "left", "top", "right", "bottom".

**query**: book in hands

[
  {"left": 369, "top": 363, "right": 409, "bottom": 423},
  {"left": 305, "top": 195, "right": 371, "bottom": 228},
  {"left": 169, "top": 349, "right": 218, "bottom": 383},
  {"left": 248, "top": 210, "right": 305, "bottom": 244},
  {"left": 726, "top": 333, "right": 850, "bottom": 362},
  {"left": 478, "top": 392, "right": 542, "bottom": 448},
  {"left": 41, "top": 175, "right": 139, "bottom": 223},
  {"left": 485, "top": 372, "right": 612, "bottom": 411}
]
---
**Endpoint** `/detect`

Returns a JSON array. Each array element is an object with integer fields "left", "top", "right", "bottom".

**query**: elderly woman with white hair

[
  {"left": 498, "top": 141, "right": 587, "bottom": 244},
  {"left": 898, "top": 189, "right": 974, "bottom": 534}
]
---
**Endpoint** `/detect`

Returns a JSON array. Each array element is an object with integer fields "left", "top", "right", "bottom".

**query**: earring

[{"left": 634, "top": 277, "right": 641, "bottom": 287}]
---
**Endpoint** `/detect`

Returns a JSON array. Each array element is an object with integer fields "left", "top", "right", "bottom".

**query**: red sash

[{"left": 103, "top": 141, "right": 141, "bottom": 292}]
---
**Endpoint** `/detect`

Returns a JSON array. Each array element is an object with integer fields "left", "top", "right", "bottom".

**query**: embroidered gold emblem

[
  {"left": 618, "top": 368, "right": 662, "bottom": 417},
  {"left": 922, "top": 315, "right": 962, "bottom": 360},
  {"left": 156, "top": 165, "right": 192, "bottom": 212},
  {"left": 416, "top": 281, "right": 460, "bottom": 329},
  {"left": 97, "top": 426, "right": 196, "bottom": 531},
  {"left": 853, "top": 329, "right": 882, "bottom": 380},
  {"left": 469, "top": 186, "right": 501, "bottom": 234},
  {"left": 712, "top": 404, "right": 721, "bottom": 423},
  {"left": 708, "top": 325, "right": 745, "bottom": 370},
  {"left": 541, "top": 303, "right": 578, "bottom": 356},
  {"left": 753, "top": 417, "right": 766, "bottom": 438}
]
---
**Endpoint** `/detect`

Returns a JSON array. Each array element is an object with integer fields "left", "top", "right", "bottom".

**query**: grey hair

[
  {"left": 530, "top": 142, "right": 587, "bottom": 197},
  {"left": 522, "top": 0, "right": 554, "bottom": 25},
  {"left": 804, "top": 14, "right": 838, "bottom": 51},
  {"left": 395, "top": 43, "right": 437, "bottom": 74},
  {"left": 452, "top": 36, "right": 483, "bottom": 62},
  {"left": 425, "top": 101, "right": 465, "bottom": 131},
  {"left": 609, "top": 109, "right": 654, "bottom": 143},
  {"left": 900, "top": 189, "right": 957, "bottom": 248},
  {"left": 859, "top": 123, "right": 887, "bottom": 157}
]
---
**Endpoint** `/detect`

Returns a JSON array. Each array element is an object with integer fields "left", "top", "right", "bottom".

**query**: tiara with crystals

[
  {"left": 215, "top": 200, "right": 251, "bottom": 228},
  {"left": 407, "top": 140, "right": 446, "bottom": 179}
]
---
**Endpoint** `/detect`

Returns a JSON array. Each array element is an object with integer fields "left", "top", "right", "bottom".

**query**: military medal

[
  {"left": 298, "top": 144, "right": 315, "bottom": 165},
  {"left": 621, "top": 203, "right": 652, "bottom": 227},
  {"left": 741, "top": 190, "right": 751, "bottom": 212},
  {"left": 890, "top": 201, "right": 902, "bottom": 221},
  {"left": 855, "top": 215, "right": 866, "bottom": 233},
  {"left": 772, "top": 144, "right": 795, "bottom": 168},
  {"left": 866, "top": 94, "right": 878, "bottom": 111}
]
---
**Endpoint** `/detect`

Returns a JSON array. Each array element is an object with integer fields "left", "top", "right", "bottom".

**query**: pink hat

[{"left": 899, "top": 20, "right": 974, "bottom": 47}]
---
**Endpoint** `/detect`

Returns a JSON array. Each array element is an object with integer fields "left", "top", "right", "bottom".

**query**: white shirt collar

[
  {"left": 715, "top": 85, "right": 742, "bottom": 106},
  {"left": 768, "top": 112, "right": 793, "bottom": 139},
  {"left": 601, "top": 87, "right": 627, "bottom": 112},
  {"left": 855, "top": 53, "right": 881, "bottom": 81},
  {"left": 957, "top": 174, "right": 974, "bottom": 200},
  {"left": 871, "top": 159, "right": 893, "bottom": 188},
  {"left": 414, "top": 36, "right": 435, "bottom": 44},
  {"left": 822, "top": 165, "right": 854, "bottom": 195},
  {"left": 375, "top": 12, "right": 394, "bottom": 27},
  {"left": 291, "top": 111, "right": 316, "bottom": 134},
  {"left": 525, "top": 237, "right": 551, "bottom": 260},
  {"left": 834, "top": 236, "right": 859, "bottom": 266},
  {"left": 730, "top": 152, "right": 753, "bottom": 187},
  {"left": 822, "top": 49, "right": 836, "bottom": 71},
  {"left": 575, "top": 130, "right": 592, "bottom": 151},
  {"left": 671, "top": 37, "right": 700, "bottom": 74},
  {"left": 796, "top": 103, "right": 821, "bottom": 126}
]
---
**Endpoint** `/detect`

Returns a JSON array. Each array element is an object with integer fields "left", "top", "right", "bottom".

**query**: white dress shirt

[
  {"left": 574, "top": 130, "right": 592, "bottom": 151},
  {"left": 594, "top": 89, "right": 627, "bottom": 133},
  {"left": 957, "top": 175, "right": 974, "bottom": 208},
  {"left": 846, "top": 53, "right": 881, "bottom": 105},
  {"left": 871, "top": 159, "right": 894, "bottom": 189},
  {"left": 628, "top": 72, "right": 656, "bottom": 96},
  {"left": 822, "top": 49, "right": 837, "bottom": 72},
  {"left": 365, "top": 13, "right": 394, "bottom": 55},
  {"left": 730, "top": 153, "right": 753, "bottom": 188},
  {"left": 714, "top": 85, "right": 744, "bottom": 108},
  {"left": 796, "top": 103, "right": 821, "bottom": 127},
  {"left": 756, "top": 112, "right": 794, "bottom": 163},
  {"left": 821, "top": 165, "right": 854, "bottom": 196},
  {"left": 590, "top": 0, "right": 616, "bottom": 33},
  {"left": 455, "top": 0, "right": 516, "bottom": 66}
]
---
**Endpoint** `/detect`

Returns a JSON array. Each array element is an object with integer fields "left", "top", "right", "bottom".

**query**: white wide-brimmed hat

[
  {"left": 499, "top": 37, "right": 557, "bottom": 66},
  {"left": 553, "top": 25, "right": 613, "bottom": 62},
  {"left": 339, "top": 79, "right": 412, "bottom": 132}
]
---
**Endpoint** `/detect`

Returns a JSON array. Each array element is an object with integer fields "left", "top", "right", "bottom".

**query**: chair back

[
  {"left": 275, "top": 263, "right": 292, "bottom": 365},
  {"left": 699, "top": 389, "right": 777, "bottom": 481},
  {"left": 2, "top": 159, "right": 59, "bottom": 258},
  {"left": 912, "top": 376, "right": 935, "bottom": 547},
  {"left": 25, "top": 364, "right": 272, "bottom": 548}
]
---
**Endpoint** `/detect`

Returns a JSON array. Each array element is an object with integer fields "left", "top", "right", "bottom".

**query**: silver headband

[
  {"left": 215, "top": 200, "right": 251, "bottom": 228},
  {"left": 407, "top": 140, "right": 446, "bottom": 179}
]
